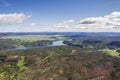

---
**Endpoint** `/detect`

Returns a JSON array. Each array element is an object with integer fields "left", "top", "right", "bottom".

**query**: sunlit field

[
  {"left": 2, "top": 35, "right": 65, "bottom": 42},
  {"left": 101, "top": 48, "right": 119, "bottom": 56}
]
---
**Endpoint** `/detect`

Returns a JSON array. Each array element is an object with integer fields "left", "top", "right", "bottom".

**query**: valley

[{"left": 0, "top": 32, "right": 120, "bottom": 80}]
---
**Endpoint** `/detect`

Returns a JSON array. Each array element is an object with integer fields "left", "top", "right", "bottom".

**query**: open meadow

[{"left": 1, "top": 35, "right": 65, "bottom": 42}]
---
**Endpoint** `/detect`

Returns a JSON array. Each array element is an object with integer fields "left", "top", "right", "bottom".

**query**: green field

[
  {"left": 100, "top": 48, "right": 118, "bottom": 56},
  {"left": 2, "top": 35, "right": 65, "bottom": 42}
]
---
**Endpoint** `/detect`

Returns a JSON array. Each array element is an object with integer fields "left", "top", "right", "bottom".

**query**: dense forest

[{"left": 0, "top": 46, "right": 120, "bottom": 80}]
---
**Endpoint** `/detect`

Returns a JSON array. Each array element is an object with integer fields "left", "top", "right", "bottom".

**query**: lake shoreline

[{"left": 0, "top": 41, "right": 66, "bottom": 52}]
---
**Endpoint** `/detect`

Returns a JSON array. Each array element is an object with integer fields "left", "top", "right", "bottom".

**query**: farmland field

[{"left": 1, "top": 35, "right": 65, "bottom": 42}]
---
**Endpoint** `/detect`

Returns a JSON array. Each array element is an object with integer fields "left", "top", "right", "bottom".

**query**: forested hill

[{"left": 0, "top": 46, "right": 120, "bottom": 80}]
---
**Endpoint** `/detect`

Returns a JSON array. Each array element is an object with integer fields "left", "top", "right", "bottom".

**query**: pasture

[{"left": 2, "top": 35, "right": 65, "bottom": 42}]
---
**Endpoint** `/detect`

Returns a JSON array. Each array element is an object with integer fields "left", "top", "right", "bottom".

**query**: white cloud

[
  {"left": 1, "top": 12, "right": 120, "bottom": 32},
  {"left": 104, "top": 12, "right": 120, "bottom": 18},
  {"left": 76, "top": 12, "right": 120, "bottom": 32},
  {"left": 52, "top": 19, "right": 75, "bottom": 29},
  {"left": 0, "top": 13, "right": 31, "bottom": 25},
  {"left": 29, "top": 23, "right": 37, "bottom": 27},
  {"left": 52, "top": 12, "right": 120, "bottom": 32},
  {"left": 19, "top": 12, "right": 120, "bottom": 32},
  {"left": 79, "top": 12, "right": 120, "bottom": 26}
]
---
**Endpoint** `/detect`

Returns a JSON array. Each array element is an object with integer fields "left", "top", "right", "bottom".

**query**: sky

[{"left": 0, "top": 0, "right": 120, "bottom": 32}]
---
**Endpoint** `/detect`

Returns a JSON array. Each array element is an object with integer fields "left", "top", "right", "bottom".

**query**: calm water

[
  {"left": 3, "top": 41, "right": 66, "bottom": 52},
  {"left": 51, "top": 41, "right": 66, "bottom": 46}
]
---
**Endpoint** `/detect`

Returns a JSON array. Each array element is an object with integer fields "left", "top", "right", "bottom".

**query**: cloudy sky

[{"left": 0, "top": 0, "right": 120, "bottom": 32}]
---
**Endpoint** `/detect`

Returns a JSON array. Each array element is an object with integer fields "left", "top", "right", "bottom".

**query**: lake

[{"left": 3, "top": 41, "right": 66, "bottom": 52}]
